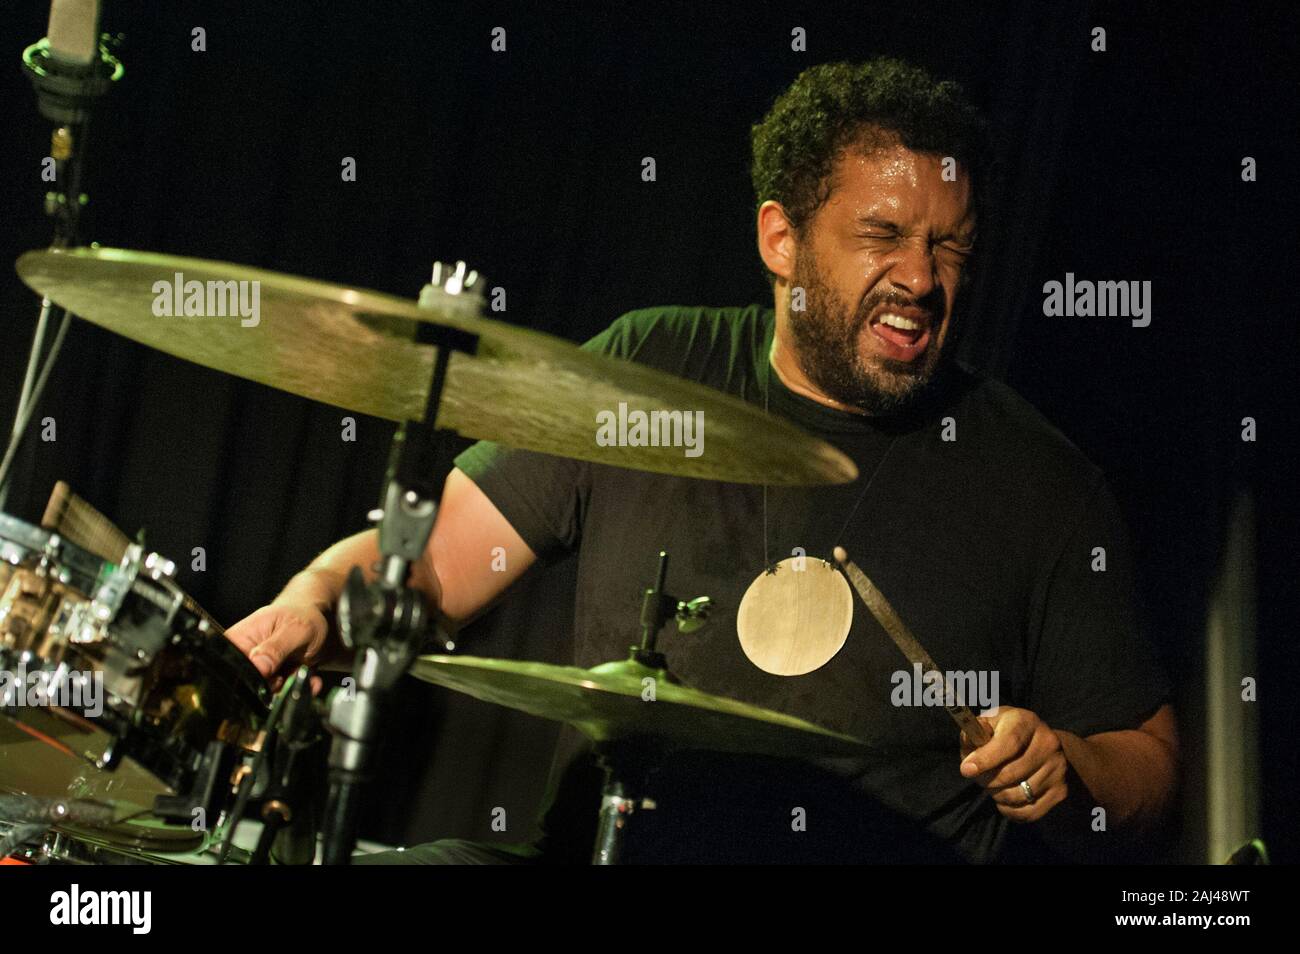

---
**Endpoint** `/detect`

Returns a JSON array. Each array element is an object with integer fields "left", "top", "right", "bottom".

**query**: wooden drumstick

[
  {"left": 42, "top": 480, "right": 130, "bottom": 563},
  {"left": 833, "top": 546, "right": 993, "bottom": 748}
]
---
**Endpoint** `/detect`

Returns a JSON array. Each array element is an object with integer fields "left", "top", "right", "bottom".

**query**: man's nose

[{"left": 885, "top": 239, "right": 937, "bottom": 300}]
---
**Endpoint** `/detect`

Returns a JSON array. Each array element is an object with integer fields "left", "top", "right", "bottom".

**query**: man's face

[{"left": 786, "top": 143, "right": 975, "bottom": 414}]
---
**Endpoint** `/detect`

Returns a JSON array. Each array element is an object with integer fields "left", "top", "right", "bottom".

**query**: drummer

[{"left": 226, "top": 57, "right": 1179, "bottom": 864}]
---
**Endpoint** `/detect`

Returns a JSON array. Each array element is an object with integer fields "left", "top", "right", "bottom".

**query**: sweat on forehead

[
  {"left": 834, "top": 133, "right": 963, "bottom": 187},
  {"left": 811, "top": 147, "right": 971, "bottom": 233}
]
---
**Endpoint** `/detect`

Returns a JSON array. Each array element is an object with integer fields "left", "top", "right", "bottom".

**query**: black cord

[{"left": 759, "top": 327, "right": 903, "bottom": 569}]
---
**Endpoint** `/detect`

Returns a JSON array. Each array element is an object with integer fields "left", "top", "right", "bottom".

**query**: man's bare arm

[
  {"left": 1024, "top": 702, "right": 1180, "bottom": 860},
  {"left": 961, "top": 701, "right": 1179, "bottom": 861},
  {"left": 227, "top": 467, "right": 537, "bottom": 676},
  {"left": 1057, "top": 702, "right": 1180, "bottom": 833}
]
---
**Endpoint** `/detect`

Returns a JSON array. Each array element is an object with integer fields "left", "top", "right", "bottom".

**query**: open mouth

[{"left": 866, "top": 306, "right": 934, "bottom": 362}]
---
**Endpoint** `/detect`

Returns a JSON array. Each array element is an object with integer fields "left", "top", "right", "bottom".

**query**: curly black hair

[{"left": 750, "top": 58, "right": 991, "bottom": 285}]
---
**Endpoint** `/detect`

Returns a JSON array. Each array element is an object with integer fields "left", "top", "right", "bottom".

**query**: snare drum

[{"left": 0, "top": 512, "right": 268, "bottom": 850}]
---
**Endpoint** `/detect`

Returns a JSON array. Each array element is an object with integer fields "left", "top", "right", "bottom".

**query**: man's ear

[{"left": 757, "top": 200, "right": 797, "bottom": 284}]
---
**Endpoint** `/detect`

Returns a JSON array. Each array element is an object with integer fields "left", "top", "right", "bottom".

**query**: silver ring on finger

[{"left": 1020, "top": 780, "right": 1036, "bottom": 805}]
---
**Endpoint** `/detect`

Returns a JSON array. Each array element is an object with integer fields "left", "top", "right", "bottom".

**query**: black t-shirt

[{"left": 453, "top": 304, "right": 1171, "bottom": 864}]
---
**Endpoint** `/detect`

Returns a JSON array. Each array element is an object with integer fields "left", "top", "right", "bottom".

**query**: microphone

[
  {"left": 21, "top": 0, "right": 121, "bottom": 248},
  {"left": 24, "top": 0, "right": 121, "bottom": 126},
  {"left": 46, "top": 0, "right": 100, "bottom": 66}
]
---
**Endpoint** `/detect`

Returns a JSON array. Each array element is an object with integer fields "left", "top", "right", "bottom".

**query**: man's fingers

[
  {"left": 225, "top": 628, "right": 258, "bottom": 656},
  {"left": 982, "top": 728, "right": 1060, "bottom": 790},
  {"left": 250, "top": 640, "right": 285, "bottom": 679},
  {"left": 960, "top": 710, "right": 1031, "bottom": 778},
  {"left": 959, "top": 715, "right": 1000, "bottom": 759},
  {"left": 956, "top": 707, "right": 1070, "bottom": 823},
  {"left": 249, "top": 624, "right": 306, "bottom": 679},
  {"left": 270, "top": 672, "right": 324, "bottom": 698},
  {"left": 997, "top": 772, "right": 1069, "bottom": 823},
  {"left": 989, "top": 754, "right": 1063, "bottom": 807},
  {"left": 223, "top": 608, "right": 271, "bottom": 655},
  {"left": 251, "top": 625, "right": 316, "bottom": 680},
  {"left": 225, "top": 605, "right": 324, "bottom": 681}
]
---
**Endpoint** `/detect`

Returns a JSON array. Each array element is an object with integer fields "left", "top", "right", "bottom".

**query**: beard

[{"left": 787, "top": 244, "right": 948, "bottom": 416}]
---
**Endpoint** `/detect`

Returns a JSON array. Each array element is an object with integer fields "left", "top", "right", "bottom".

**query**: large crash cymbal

[
  {"left": 408, "top": 655, "right": 872, "bottom": 758},
  {"left": 16, "top": 247, "right": 856, "bottom": 486}
]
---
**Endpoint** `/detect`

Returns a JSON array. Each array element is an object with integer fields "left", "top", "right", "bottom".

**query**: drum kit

[
  {"left": 0, "top": 245, "right": 908, "bottom": 866},
  {"left": 0, "top": 11, "right": 971, "bottom": 866}
]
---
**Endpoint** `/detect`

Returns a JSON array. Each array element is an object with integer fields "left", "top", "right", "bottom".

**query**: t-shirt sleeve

[
  {"left": 451, "top": 316, "right": 636, "bottom": 562},
  {"left": 1025, "top": 475, "right": 1172, "bottom": 738}
]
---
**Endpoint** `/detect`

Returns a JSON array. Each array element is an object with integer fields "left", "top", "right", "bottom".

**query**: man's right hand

[
  {"left": 222, "top": 468, "right": 538, "bottom": 687},
  {"left": 226, "top": 602, "right": 331, "bottom": 682}
]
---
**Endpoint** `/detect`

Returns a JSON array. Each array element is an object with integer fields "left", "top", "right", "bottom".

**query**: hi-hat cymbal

[
  {"left": 16, "top": 247, "right": 857, "bottom": 486},
  {"left": 408, "top": 655, "right": 872, "bottom": 758}
]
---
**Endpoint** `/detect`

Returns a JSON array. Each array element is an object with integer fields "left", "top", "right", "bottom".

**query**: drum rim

[
  {"left": 0, "top": 511, "right": 107, "bottom": 591},
  {"left": 2, "top": 509, "right": 269, "bottom": 849}
]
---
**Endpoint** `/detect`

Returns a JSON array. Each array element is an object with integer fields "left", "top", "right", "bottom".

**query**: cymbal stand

[
  {"left": 320, "top": 263, "right": 482, "bottom": 865},
  {"left": 591, "top": 551, "right": 711, "bottom": 864}
]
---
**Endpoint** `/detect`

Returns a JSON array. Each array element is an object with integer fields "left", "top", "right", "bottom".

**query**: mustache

[{"left": 855, "top": 292, "right": 940, "bottom": 325}]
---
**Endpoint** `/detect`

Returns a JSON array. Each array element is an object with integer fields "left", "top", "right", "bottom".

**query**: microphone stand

[
  {"left": 320, "top": 263, "right": 483, "bottom": 865},
  {"left": 0, "top": 30, "right": 122, "bottom": 511}
]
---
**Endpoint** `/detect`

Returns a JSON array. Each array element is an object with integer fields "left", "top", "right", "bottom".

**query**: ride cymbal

[{"left": 17, "top": 247, "right": 857, "bottom": 486}]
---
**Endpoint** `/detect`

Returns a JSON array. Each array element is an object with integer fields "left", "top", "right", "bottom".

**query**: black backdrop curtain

[{"left": 1, "top": 1, "right": 1294, "bottom": 861}]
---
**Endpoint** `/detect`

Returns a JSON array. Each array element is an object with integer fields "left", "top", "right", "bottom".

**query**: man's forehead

[{"left": 826, "top": 144, "right": 973, "bottom": 223}]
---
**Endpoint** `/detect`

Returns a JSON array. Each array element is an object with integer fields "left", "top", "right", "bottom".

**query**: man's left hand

[{"left": 960, "top": 707, "right": 1069, "bottom": 822}]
